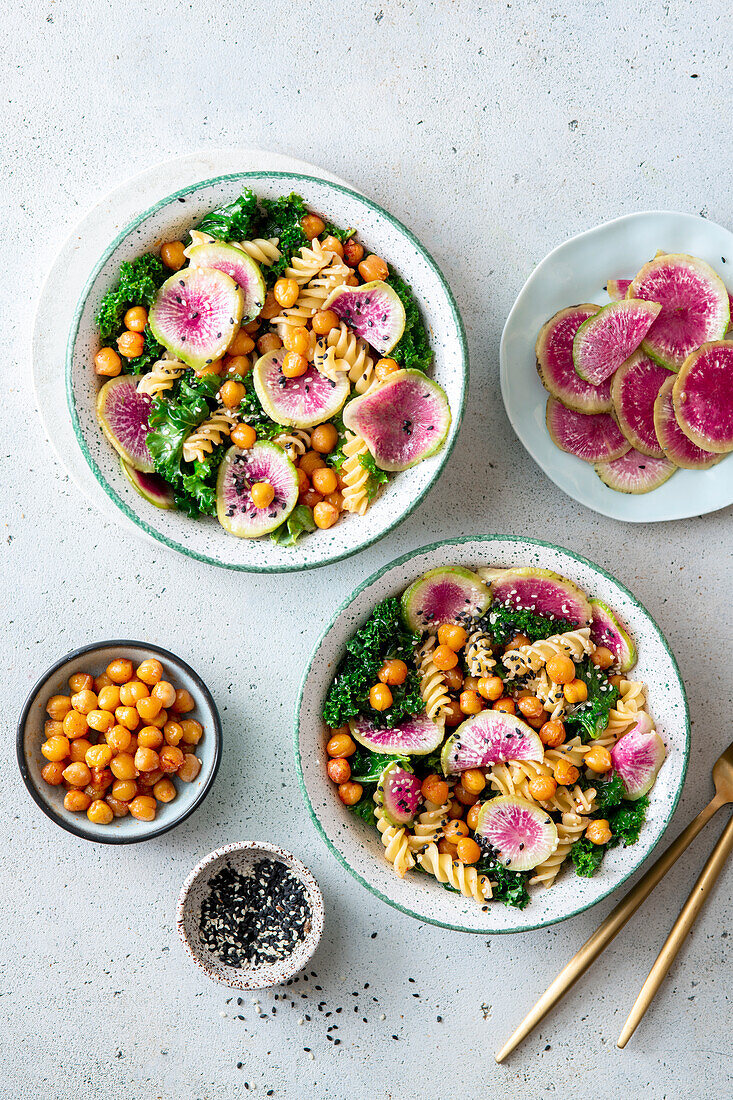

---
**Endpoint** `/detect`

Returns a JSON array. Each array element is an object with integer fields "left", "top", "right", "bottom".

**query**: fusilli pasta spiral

[
  {"left": 274, "top": 428, "right": 311, "bottom": 462},
  {"left": 136, "top": 358, "right": 187, "bottom": 397},
  {"left": 530, "top": 812, "right": 588, "bottom": 888},
  {"left": 182, "top": 408, "right": 239, "bottom": 463},
  {"left": 283, "top": 239, "right": 335, "bottom": 285},
  {"left": 415, "top": 636, "right": 451, "bottom": 723},
  {"left": 374, "top": 802, "right": 415, "bottom": 878},
  {"left": 340, "top": 432, "right": 373, "bottom": 516},
  {"left": 464, "top": 627, "right": 496, "bottom": 678},
  {"left": 606, "top": 680, "right": 647, "bottom": 733},
  {"left": 530, "top": 668, "right": 566, "bottom": 720},
  {"left": 271, "top": 259, "right": 350, "bottom": 336},
  {"left": 502, "top": 628, "right": 593, "bottom": 678},
  {"left": 407, "top": 800, "right": 450, "bottom": 853},
  {"left": 313, "top": 321, "right": 373, "bottom": 384},
  {"left": 238, "top": 237, "right": 281, "bottom": 266},
  {"left": 418, "top": 843, "right": 493, "bottom": 903}
]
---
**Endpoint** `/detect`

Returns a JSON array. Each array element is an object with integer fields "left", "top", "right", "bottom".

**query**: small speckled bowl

[
  {"left": 177, "top": 841, "right": 324, "bottom": 990},
  {"left": 17, "top": 640, "right": 222, "bottom": 843}
]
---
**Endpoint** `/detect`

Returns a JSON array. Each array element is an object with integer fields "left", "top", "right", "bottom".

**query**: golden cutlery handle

[
  {"left": 495, "top": 794, "right": 724, "bottom": 1063},
  {"left": 617, "top": 811, "right": 733, "bottom": 1048}
]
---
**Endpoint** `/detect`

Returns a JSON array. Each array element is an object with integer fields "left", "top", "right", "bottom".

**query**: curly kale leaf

[
  {"left": 565, "top": 659, "right": 619, "bottom": 740},
  {"left": 593, "top": 771, "right": 626, "bottom": 811},
  {"left": 571, "top": 794, "right": 650, "bottom": 877},
  {"left": 254, "top": 193, "right": 309, "bottom": 283},
  {"left": 478, "top": 600, "right": 575, "bottom": 648},
  {"left": 95, "top": 253, "right": 167, "bottom": 344},
  {"left": 270, "top": 505, "right": 316, "bottom": 547},
  {"left": 570, "top": 837, "right": 606, "bottom": 878},
  {"left": 146, "top": 373, "right": 221, "bottom": 517},
  {"left": 476, "top": 847, "right": 531, "bottom": 909},
  {"left": 322, "top": 597, "right": 422, "bottom": 730},
  {"left": 320, "top": 222, "right": 353, "bottom": 243},
  {"left": 127, "top": 326, "right": 165, "bottom": 375},
  {"left": 349, "top": 747, "right": 409, "bottom": 784},
  {"left": 386, "top": 270, "right": 433, "bottom": 374},
  {"left": 237, "top": 372, "right": 283, "bottom": 439},
  {"left": 195, "top": 189, "right": 258, "bottom": 242},
  {"left": 360, "top": 452, "right": 388, "bottom": 499}
]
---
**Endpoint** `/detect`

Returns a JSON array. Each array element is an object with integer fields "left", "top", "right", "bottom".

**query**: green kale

[
  {"left": 570, "top": 837, "right": 606, "bottom": 878},
  {"left": 322, "top": 597, "right": 422, "bottom": 730},
  {"left": 476, "top": 850, "right": 531, "bottom": 909},
  {"left": 608, "top": 795, "right": 649, "bottom": 847},
  {"left": 237, "top": 372, "right": 283, "bottom": 439},
  {"left": 95, "top": 253, "right": 167, "bottom": 344},
  {"left": 420, "top": 748, "right": 444, "bottom": 776},
  {"left": 126, "top": 326, "right": 165, "bottom": 375},
  {"left": 320, "top": 222, "right": 354, "bottom": 243},
  {"left": 254, "top": 193, "right": 309, "bottom": 283},
  {"left": 350, "top": 790, "right": 377, "bottom": 828},
  {"left": 386, "top": 270, "right": 433, "bottom": 374},
  {"left": 594, "top": 771, "right": 626, "bottom": 811},
  {"left": 270, "top": 505, "right": 316, "bottom": 547},
  {"left": 478, "top": 600, "right": 575, "bottom": 647},
  {"left": 565, "top": 659, "right": 619, "bottom": 740},
  {"left": 349, "top": 747, "right": 409, "bottom": 783},
  {"left": 146, "top": 373, "right": 221, "bottom": 517},
  {"left": 360, "top": 452, "right": 388, "bottom": 499},
  {"left": 195, "top": 189, "right": 258, "bottom": 242}
]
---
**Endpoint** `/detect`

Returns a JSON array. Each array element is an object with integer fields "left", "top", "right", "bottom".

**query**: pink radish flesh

[
  {"left": 535, "top": 304, "right": 612, "bottom": 413},
  {"left": 546, "top": 397, "right": 630, "bottom": 463},
  {"left": 653, "top": 375, "right": 722, "bottom": 469},
  {"left": 610, "top": 714, "right": 666, "bottom": 799},
  {"left": 610, "top": 350, "right": 671, "bottom": 457}
]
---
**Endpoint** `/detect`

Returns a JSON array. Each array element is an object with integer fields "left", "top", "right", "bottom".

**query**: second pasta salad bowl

[
  {"left": 66, "top": 172, "right": 467, "bottom": 572},
  {"left": 294, "top": 535, "right": 689, "bottom": 935}
]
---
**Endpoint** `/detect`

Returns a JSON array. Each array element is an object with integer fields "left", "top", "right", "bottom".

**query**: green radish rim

[
  {"left": 294, "top": 534, "right": 690, "bottom": 935},
  {"left": 66, "top": 172, "right": 468, "bottom": 573}
]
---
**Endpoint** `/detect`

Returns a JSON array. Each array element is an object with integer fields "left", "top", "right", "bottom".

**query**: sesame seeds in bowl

[{"left": 177, "top": 841, "right": 324, "bottom": 990}]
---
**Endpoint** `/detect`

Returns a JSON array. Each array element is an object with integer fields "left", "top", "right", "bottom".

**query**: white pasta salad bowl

[
  {"left": 294, "top": 535, "right": 689, "bottom": 934},
  {"left": 66, "top": 173, "right": 467, "bottom": 572}
]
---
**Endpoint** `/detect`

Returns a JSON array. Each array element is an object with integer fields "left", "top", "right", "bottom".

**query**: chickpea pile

[
  {"left": 93, "top": 215, "right": 395, "bottom": 539},
  {"left": 40, "top": 656, "right": 204, "bottom": 825}
]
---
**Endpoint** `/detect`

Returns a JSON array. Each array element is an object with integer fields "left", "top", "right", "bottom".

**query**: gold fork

[{"left": 495, "top": 741, "right": 733, "bottom": 1063}]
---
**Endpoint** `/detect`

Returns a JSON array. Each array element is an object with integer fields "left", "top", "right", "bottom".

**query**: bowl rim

[
  {"left": 65, "top": 171, "right": 469, "bottom": 572},
  {"left": 176, "top": 839, "right": 325, "bottom": 989},
  {"left": 16, "top": 639, "right": 223, "bottom": 844},
  {"left": 293, "top": 533, "right": 690, "bottom": 934}
]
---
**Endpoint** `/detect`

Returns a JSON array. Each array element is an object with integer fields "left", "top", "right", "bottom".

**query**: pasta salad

[
  {"left": 92, "top": 191, "right": 451, "bottom": 544},
  {"left": 321, "top": 565, "right": 665, "bottom": 910}
]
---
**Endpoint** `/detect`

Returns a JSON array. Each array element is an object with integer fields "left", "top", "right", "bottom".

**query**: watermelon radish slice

[
  {"left": 610, "top": 349, "right": 671, "bottom": 457},
  {"left": 441, "top": 711, "right": 544, "bottom": 776},
  {"left": 595, "top": 448, "right": 676, "bottom": 494},
  {"left": 401, "top": 566, "right": 491, "bottom": 632},
  {"left": 187, "top": 241, "right": 266, "bottom": 324},
  {"left": 607, "top": 278, "right": 632, "bottom": 301},
  {"left": 673, "top": 341, "right": 733, "bottom": 454},
  {"left": 610, "top": 713, "right": 666, "bottom": 800},
  {"left": 254, "top": 348, "right": 350, "bottom": 428},
  {"left": 589, "top": 598, "right": 636, "bottom": 672},
  {"left": 96, "top": 374, "right": 154, "bottom": 473},
  {"left": 653, "top": 375, "right": 722, "bottom": 470},
  {"left": 216, "top": 442, "right": 299, "bottom": 537},
  {"left": 374, "top": 761, "right": 422, "bottom": 826},
  {"left": 149, "top": 267, "right": 243, "bottom": 372},
  {"left": 484, "top": 567, "right": 592, "bottom": 626},
  {"left": 627, "top": 254, "right": 730, "bottom": 371},
  {"left": 349, "top": 713, "right": 444, "bottom": 756},
  {"left": 121, "top": 460, "right": 174, "bottom": 508},
  {"left": 573, "top": 300, "right": 662, "bottom": 385},
  {"left": 342, "top": 369, "right": 451, "bottom": 471},
  {"left": 546, "top": 397, "right": 630, "bottom": 463},
  {"left": 474, "top": 796, "right": 558, "bottom": 872},
  {"left": 323, "top": 280, "right": 406, "bottom": 355},
  {"left": 536, "top": 304, "right": 612, "bottom": 413}
]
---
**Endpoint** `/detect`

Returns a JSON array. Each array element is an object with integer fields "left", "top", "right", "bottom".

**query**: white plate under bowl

[
  {"left": 500, "top": 210, "right": 733, "bottom": 522},
  {"left": 66, "top": 172, "right": 467, "bottom": 571},
  {"left": 295, "top": 535, "right": 689, "bottom": 935}
]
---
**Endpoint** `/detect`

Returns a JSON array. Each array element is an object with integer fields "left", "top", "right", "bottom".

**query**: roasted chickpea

[
  {"left": 257, "top": 332, "right": 282, "bottom": 354},
  {"left": 517, "top": 695, "right": 545, "bottom": 720},
  {"left": 251, "top": 481, "right": 276, "bottom": 509},
  {"left": 586, "top": 819, "right": 612, "bottom": 845},
  {"left": 591, "top": 645, "right": 615, "bottom": 669},
  {"left": 564, "top": 678, "right": 588, "bottom": 704},
  {"left": 460, "top": 768, "right": 486, "bottom": 795},
  {"left": 105, "top": 796, "right": 130, "bottom": 818},
  {"left": 444, "top": 819, "right": 470, "bottom": 842},
  {"left": 608, "top": 673, "right": 624, "bottom": 688},
  {"left": 94, "top": 347, "right": 122, "bottom": 377},
  {"left": 231, "top": 423, "right": 257, "bottom": 449},
  {"left": 437, "top": 623, "right": 468, "bottom": 651},
  {"left": 177, "top": 754, "right": 202, "bottom": 783},
  {"left": 454, "top": 783, "right": 479, "bottom": 807},
  {"left": 546, "top": 654, "right": 576, "bottom": 685},
  {"left": 358, "top": 254, "right": 389, "bottom": 282},
  {"left": 180, "top": 719, "right": 203, "bottom": 745},
  {"left": 134, "top": 747, "right": 159, "bottom": 773},
  {"left": 447, "top": 798, "right": 465, "bottom": 820},
  {"left": 69, "top": 672, "right": 94, "bottom": 693},
  {"left": 506, "top": 633, "right": 531, "bottom": 650},
  {"left": 539, "top": 718, "right": 566, "bottom": 748},
  {"left": 119, "top": 681, "right": 148, "bottom": 707},
  {"left": 282, "top": 351, "right": 309, "bottom": 379},
  {"left": 459, "top": 690, "right": 483, "bottom": 715},
  {"left": 46, "top": 694, "right": 72, "bottom": 720},
  {"left": 437, "top": 837, "right": 458, "bottom": 857},
  {"left": 137, "top": 725, "right": 164, "bottom": 749},
  {"left": 85, "top": 744, "right": 113, "bottom": 769},
  {"left": 138, "top": 768, "right": 164, "bottom": 788},
  {"left": 218, "top": 380, "right": 246, "bottom": 409},
  {"left": 41, "top": 761, "right": 66, "bottom": 786},
  {"left": 421, "top": 774, "right": 450, "bottom": 805},
  {"left": 369, "top": 683, "right": 393, "bottom": 711},
  {"left": 97, "top": 685, "right": 121, "bottom": 712},
  {"left": 300, "top": 450, "right": 327, "bottom": 476},
  {"left": 313, "top": 501, "right": 339, "bottom": 529},
  {"left": 107, "top": 658, "right": 134, "bottom": 684},
  {"left": 44, "top": 719, "right": 64, "bottom": 739},
  {"left": 554, "top": 759, "right": 580, "bottom": 786},
  {"left": 311, "top": 467, "right": 338, "bottom": 495},
  {"left": 89, "top": 765, "right": 113, "bottom": 791},
  {"left": 169, "top": 688, "right": 194, "bottom": 715},
  {"left": 585, "top": 745, "right": 613, "bottom": 774},
  {"left": 152, "top": 777, "right": 177, "bottom": 803},
  {"left": 152, "top": 680, "right": 176, "bottom": 708},
  {"left": 378, "top": 659, "right": 409, "bottom": 686},
  {"left": 375, "top": 357, "right": 400, "bottom": 382},
  {"left": 163, "top": 720, "right": 184, "bottom": 746},
  {"left": 432, "top": 644, "right": 459, "bottom": 671},
  {"left": 64, "top": 790, "right": 92, "bottom": 813},
  {"left": 337, "top": 780, "right": 363, "bottom": 806},
  {"left": 273, "top": 277, "right": 299, "bottom": 308},
  {"left": 161, "top": 241, "right": 186, "bottom": 270},
  {"left": 85, "top": 709, "right": 113, "bottom": 735},
  {"left": 228, "top": 329, "right": 256, "bottom": 357},
  {"left": 69, "top": 738, "right": 93, "bottom": 763},
  {"left": 112, "top": 779, "right": 137, "bottom": 802},
  {"left": 63, "top": 761, "right": 91, "bottom": 787},
  {"left": 282, "top": 325, "right": 310, "bottom": 354},
  {"left": 159, "top": 745, "right": 185, "bottom": 773},
  {"left": 117, "top": 330, "right": 145, "bottom": 358},
  {"left": 94, "top": 672, "right": 113, "bottom": 692},
  {"left": 444, "top": 699, "right": 464, "bottom": 727},
  {"left": 326, "top": 733, "right": 356, "bottom": 758},
  {"left": 528, "top": 776, "right": 557, "bottom": 802},
  {"left": 195, "top": 359, "right": 224, "bottom": 378},
  {"left": 124, "top": 306, "right": 148, "bottom": 332},
  {"left": 466, "top": 802, "right": 483, "bottom": 831},
  {"left": 443, "top": 666, "right": 464, "bottom": 693},
  {"left": 492, "top": 697, "right": 516, "bottom": 715},
  {"left": 311, "top": 422, "right": 339, "bottom": 453},
  {"left": 136, "top": 694, "right": 163, "bottom": 723},
  {"left": 71, "top": 688, "right": 98, "bottom": 715},
  {"left": 478, "top": 676, "right": 504, "bottom": 702},
  {"left": 311, "top": 309, "right": 340, "bottom": 335},
  {"left": 62, "top": 710, "right": 89, "bottom": 739},
  {"left": 321, "top": 235, "right": 344, "bottom": 257},
  {"left": 106, "top": 724, "right": 131, "bottom": 753},
  {"left": 114, "top": 706, "right": 139, "bottom": 731},
  {"left": 456, "top": 837, "right": 482, "bottom": 864},
  {"left": 325, "top": 490, "right": 343, "bottom": 512},
  {"left": 343, "top": 238, "right": 364, "bottom": 267},
  {"left": 327, "top": 757, "right": 351, "bottom": 784},
  {"left": 129, "top": 795, "right": 157, "bottom": 821},
  {"left": 301, "top": 214, "right": 325, "bottom": 240},
  {"left": 110, "top": 752, "right": 138, "bottom": 781}
]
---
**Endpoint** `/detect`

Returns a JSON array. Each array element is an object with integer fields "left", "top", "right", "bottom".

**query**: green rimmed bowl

[
  {"left": 294, "top": 535, "right": 689, "bottom": 934},
  {"left": 66, "top": 172, "right": 467, "bottom": 572}
]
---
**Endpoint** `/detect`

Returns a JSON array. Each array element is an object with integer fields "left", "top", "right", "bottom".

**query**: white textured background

[{"left": 2, "top": 2, "right": 731, "bottom": 1098}]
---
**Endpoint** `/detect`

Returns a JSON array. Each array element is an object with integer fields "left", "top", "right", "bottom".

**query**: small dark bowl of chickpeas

[{"left": 16, "top": 641, "right": 222, "bottom": 843}]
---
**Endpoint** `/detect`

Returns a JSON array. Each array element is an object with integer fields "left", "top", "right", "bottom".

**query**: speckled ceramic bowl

[
  {"left": 295, "top": 535, "right": 690, "bottom": 935},
  {"left": 66, "top": 172, "right": 467, "bottom": 572},
  {"left": 177, "top": 841, "right": 324, "bottom": 990},
  {"left": 17, "top": 641, "right": 222, "bottom": 843}
]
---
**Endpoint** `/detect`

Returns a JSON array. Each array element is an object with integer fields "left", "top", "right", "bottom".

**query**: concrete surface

[{"left": 2, "top": 1, "right": 731, "bottom": 1097}]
